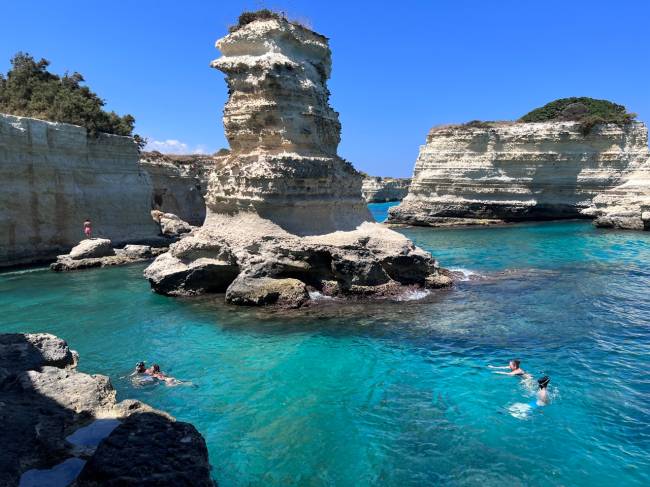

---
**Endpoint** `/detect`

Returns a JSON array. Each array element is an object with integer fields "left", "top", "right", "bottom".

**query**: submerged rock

[
  {"left": 144, "top": 15, "right": 449, "bottom": 306},
  {"left": 0, "top": 332, "right": 214, "bottom": 486},
  {"left": 388, "top": 121, "right": 650, "bottom": 226}
]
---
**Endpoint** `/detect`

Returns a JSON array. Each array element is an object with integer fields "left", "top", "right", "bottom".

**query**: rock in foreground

[
  {"left": 0, "top": 332, "right": 214, "bottom": 486},
  {"left": 145, "top": 15, "right": 450, "bottom": 306},
  {"left": 75, "top": 413, "right": 213, "bottom": 487}
]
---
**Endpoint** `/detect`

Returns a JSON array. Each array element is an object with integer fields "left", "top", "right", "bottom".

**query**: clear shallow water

[
  {"left": 1, "top": 219, "right": 650, "bottom": 486},
  {"left": 369, "top": 201, "right": 399, "bottom": 222}
]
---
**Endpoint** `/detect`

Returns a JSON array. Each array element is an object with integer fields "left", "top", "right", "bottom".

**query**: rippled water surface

[{"left": 1, "top": 214, "right": 649, "bottom": 486}]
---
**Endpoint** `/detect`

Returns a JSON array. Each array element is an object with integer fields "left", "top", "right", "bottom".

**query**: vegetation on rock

[
  {"left": 0, "top": 52, "right": 142, "bottom": 144},
  {"left": 519, "top": 97, "right": 637, "bottom": 135},
  {"left": 228, "top": 9, "right": 309, "bottom": 33}
]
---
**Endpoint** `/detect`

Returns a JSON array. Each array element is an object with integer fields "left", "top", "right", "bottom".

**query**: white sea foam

[
  {"left": 1, "top": 267, "right": 49, "bottom": 277},
  {"left": 308, "top": 291, "right": 333, "bottom": 301},
  {"left": 395, "top": 289, "right": 430, "bottom": 301},
  {"left": 449, "top": 267, "right": 483, "bottom": 281}
]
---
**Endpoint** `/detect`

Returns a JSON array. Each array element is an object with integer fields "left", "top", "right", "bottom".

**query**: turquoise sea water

[
  {"left": 369, "top": 201, "right": 397, "bottom": 223},
  {"left": 1, "top": 211, "right": 649, "bottom": 486}
]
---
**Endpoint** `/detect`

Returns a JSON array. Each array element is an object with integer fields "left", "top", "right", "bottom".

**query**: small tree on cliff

[{"left": 0, "top": 52, "right": 143, "bottom": 145}]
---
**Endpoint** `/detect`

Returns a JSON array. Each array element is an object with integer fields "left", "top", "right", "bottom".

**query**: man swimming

[{"left": 489, "top": 359, "right": 532, "bottom": 378}]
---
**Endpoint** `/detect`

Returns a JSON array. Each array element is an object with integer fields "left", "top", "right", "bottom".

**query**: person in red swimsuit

[{"left": 83, "top": 219, "right": 92, "bottom": 238}]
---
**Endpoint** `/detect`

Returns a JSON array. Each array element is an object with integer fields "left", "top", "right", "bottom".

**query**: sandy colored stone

[
  {"left": 0, "top": 114, "right": 159, "bottom": 267},
  {"left": 362, "top": 176, "right": 411, "bottom": 202},
  {"left": 389, "top": 121, "right": 649, "bottom": 226}
]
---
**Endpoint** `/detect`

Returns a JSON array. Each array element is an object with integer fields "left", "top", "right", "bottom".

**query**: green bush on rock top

[
  {"left": 0, "top": 52, "right": 143, "bottom": 145},
  {"left": 519, "top": 97, "right": 637, "bottom": 135}
]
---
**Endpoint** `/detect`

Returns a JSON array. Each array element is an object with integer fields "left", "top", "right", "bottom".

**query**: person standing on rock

[{"left": 83, "top": 219, "right": 92, "bottom": 239}]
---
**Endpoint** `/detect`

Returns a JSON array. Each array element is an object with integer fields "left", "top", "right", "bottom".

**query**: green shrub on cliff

[
  {"left": 228, "top": 9, "right": 309, "bottom": 33},
  {"left": 519, "top": 97, "right": 636, "bottom": 135},
  {"left": 0, "top": 52, "right": 142, "bottom": 143}
]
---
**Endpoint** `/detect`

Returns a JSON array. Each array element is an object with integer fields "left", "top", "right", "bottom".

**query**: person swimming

[
  {"left": 531, "top": 376, "right": 551, "bottom": 408},
  {"left": 146, "top": 363, "right": 182, "bottom": 386},
  {"left": 508, "top": 375, "right": 551, "bottom": 418},
  {"left": 489, "top": 359, "right": 532, "bottom": 379},
  {"left": 130, "top": 361, "right": 154, "bottom": 384}
]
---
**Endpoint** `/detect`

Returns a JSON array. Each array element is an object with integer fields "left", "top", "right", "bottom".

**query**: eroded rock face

[
  {"left": 0, "top": 114, "right": 159, "bottom": 267},
  {"left": 586, "top": 156, "right": 650, "bottom": 230},
  {"left": 0, "top": 333, "right": 214, "bottom": 486},
  {"left": 144, "top": 17, "right": 449, "bottom": 306},
  {"left": 388, "top": 122, "right": 650, "bottom": 226},
  {"left": 140, "top": 151, "right": 218, "bottom": 226},
  {"left": 208, "top": 17, "right": 372, "bottom": 235},
  {"left": 362, "top": 176, "right": 411, "bottom": 203}
]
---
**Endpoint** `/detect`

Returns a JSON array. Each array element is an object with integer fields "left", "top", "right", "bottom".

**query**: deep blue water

[{"left": 1, "top": 214, "right": 649, "bottom": 486}]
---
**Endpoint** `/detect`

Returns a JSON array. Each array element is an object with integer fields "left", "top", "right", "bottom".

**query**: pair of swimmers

[
  {"left": 131, "top": 361, "right": 181, "bottom": 386},
  {"left": 489, "top": 359, "right": 550, "bottom": 408}
]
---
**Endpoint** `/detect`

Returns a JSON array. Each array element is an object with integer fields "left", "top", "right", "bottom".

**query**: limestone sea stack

[
  {"left": 388, "top": 121, "right": 649, "bottom": 226},
  {"left": 362, "top": 176, "right": 411, "bottom": 203},
  {"left": 144, "top": 13, "right": 450, "bottom": 305},
  {"left": 0, "top": 114, "right": 160, "bottom": 267}
]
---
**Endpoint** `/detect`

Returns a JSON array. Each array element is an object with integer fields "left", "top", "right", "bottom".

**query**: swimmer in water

[
  {"left": 129, "top": 361, "right": 154, "bottom": 385},
  {"left": 532, "top": 376, "right": 550, "bottom": 407},
  {"left": 147, "top": 363, "right": 182, "bottom": 386},
  {"left": 489, "top": 359, "right": 532, "bottom": 379}
]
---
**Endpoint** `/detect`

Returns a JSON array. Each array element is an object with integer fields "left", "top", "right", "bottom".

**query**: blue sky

[{"left": 1, "top": 0, "right": 649, "bottom": 177}]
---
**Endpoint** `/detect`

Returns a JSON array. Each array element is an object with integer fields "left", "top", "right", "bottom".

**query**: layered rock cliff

[
  {"left": 0, "top": 114, "right": 159, "bottom": 267},
  {"left": 144, "top": 15, "right": 450, "bottom": 305},
  {"left": 140, "top": 151, "right": 219, "bottom": 226},
  {"left": 389, "top": 121, "right": 649, "bottom": 226},
  {"left": 362, "top": 176, "right": 411, "bottom": 202},
  {"left": 586, "top": 156, "right": 650, "bottom": 230}
]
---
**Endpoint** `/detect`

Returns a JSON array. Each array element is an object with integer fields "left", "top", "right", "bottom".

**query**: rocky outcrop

[
  {"left": 389, "top": 121, "right": 650, "bottom": 226},
  {"left": 144, "top": 16, "right": 449, "bottom": 306},
  {"left": 0, "top": 114, "right": 160, "bottom": 267},
  {"left": 0, "top": 333, "right": 214, "bottom": 486},
  {"left": 586, "top": 156, "right": 650, "bottom": 230},
  {"left": 50, "top": 239, "right": 167, "bottom": 271},
  {"left": 140, "top": 151, "right": 220, "bottom": 226},
  {"left": 151, "top": 210, "right": 195, "bottom": 236},
  {"left": 362, "top": 176, "right": 411, "bottom": 202}
]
